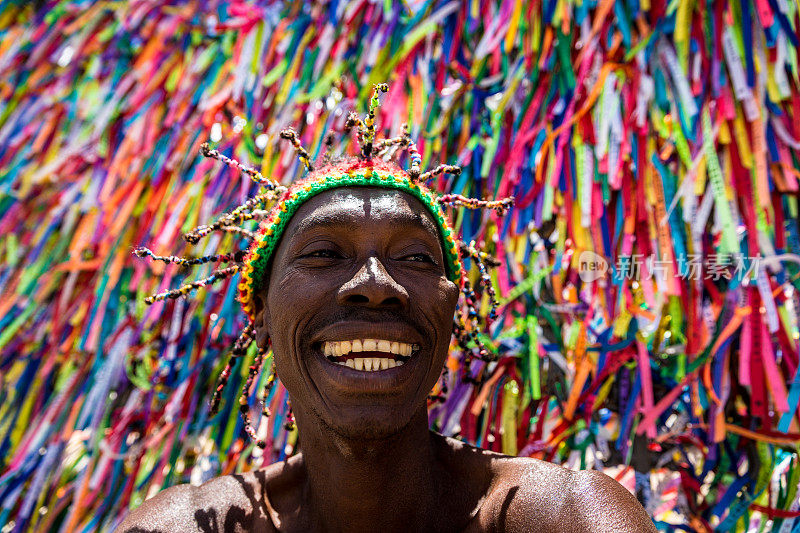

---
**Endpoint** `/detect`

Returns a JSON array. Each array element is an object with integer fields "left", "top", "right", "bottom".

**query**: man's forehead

[{"left": 289, "top": 187, "right": 441, "bottom": 237}]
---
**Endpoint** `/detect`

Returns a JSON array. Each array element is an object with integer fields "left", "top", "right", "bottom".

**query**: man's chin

[{"left": 313, "top": 404, "right": 416, "bottom": 441}]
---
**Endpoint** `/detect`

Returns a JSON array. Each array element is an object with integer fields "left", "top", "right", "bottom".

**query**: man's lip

[
  {"left": 304, "top": 321, "right": 427, "bottom": 394},
  {"left": 310, "top": 320, "right": 424, "bottom": 346}
]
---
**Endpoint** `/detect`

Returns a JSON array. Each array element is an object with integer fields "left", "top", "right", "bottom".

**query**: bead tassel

[
  {"left": 134, "top": 247, "right": 245, "bottom": 266},
  {"left": 210, "top": 325, "right": 255, "bottom": 415},
  {"left": 143, "top": 265, "right": 240, "bottom": 304},
  {"left": 361, "top": 83, "right": 389, "bottom": 158},
  {"left": 201, "top": 143, "right": 281, "bottom": 189},
  {"left": 279, "top": 128, "right": 315, "bottom": 173},
  {"left": 238, "top": 347, "right": 269, "bottom": 449}
]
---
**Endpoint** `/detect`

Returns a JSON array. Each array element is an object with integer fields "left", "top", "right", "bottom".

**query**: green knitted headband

[{"left": 238, "top": 162, "right": 463, "bottom": 322}]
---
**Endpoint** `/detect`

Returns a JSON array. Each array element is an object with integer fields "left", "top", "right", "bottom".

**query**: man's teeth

[
  {"left": 322, "top": 339, "right": 417, "bottom": 371},
  {"left": 337, "top": 357, "right": 399, "bottom": 371},
  {"left": 323, "top": 339, "right": 415, "bottom": 357}
]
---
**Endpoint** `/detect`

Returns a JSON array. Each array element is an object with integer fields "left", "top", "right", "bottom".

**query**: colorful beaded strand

[
  {"left": 361, "top": 83, "right": 389, "bottom": 158},
  {"left": 418, "top": 164, "right": 462, "bottom": 183},
  {"left": 279, "top": 128, "right": 315, "bottom": 172},
  {"left": 134, "top": 247, "right": 245, "bottom": 267},
  {"left": 238, "top": 346, "right": 268, "bottom": 449},
  {"left": 184, "top": 191, "right": 280, "bottom": 244},
  {"left": 200, "top": 143, "right": 281, "bottom": 190},
  {"left": 463, "top": 241, "right": 500, "bottom": 321},
  {"left": 209, "top": 324, "right": 255, "bottom": 415},
  {"left": 438, "top": 194, "right": 515, "bottom": 215},
  {"left": 260, "top": 361, "right": 277, "bottom": 418},
  {"left": 344, "top": 112, "right": 365, "bottom": 155},
  {"left": 143, "top": 265, "right": 240, "bottom": 304}
]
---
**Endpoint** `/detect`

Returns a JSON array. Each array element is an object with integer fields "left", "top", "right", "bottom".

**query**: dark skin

[{"left": 118, "top": 187, "right": 657, "bottom": 533}]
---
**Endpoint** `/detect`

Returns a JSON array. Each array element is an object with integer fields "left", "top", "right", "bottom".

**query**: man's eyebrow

[{"left": 392, "top": 212, "right": 441, "bottom": 239}]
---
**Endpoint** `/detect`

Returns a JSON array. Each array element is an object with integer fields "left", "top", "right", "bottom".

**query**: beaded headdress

[
  {"left": 235, "top": 157, "right": 464, "bottom": 322},
  {"left": 135, "top": 84, "right": 513, "bottom": 446}
]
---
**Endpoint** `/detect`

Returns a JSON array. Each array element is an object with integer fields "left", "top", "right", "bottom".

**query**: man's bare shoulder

[
  {"left": 115, "top": 461, "right": 300, "bottom": 533},
  {"left": 433, "top": 436, "right": 655, "bottom": 533},
  {"left": 475, "top": 455, "right": 657, "bottom": 533},
  {"left": 560, "top": 468, "right": 657, "bottom": 532}
]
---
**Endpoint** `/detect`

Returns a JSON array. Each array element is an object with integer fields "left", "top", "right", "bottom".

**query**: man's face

[{"left": 254, "top": 187, "right": 459, "bottom": 439}]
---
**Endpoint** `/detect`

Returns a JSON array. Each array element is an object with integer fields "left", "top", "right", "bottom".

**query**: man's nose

[{"left": 337, "top": 256, "right": 409, "bottom": 309}]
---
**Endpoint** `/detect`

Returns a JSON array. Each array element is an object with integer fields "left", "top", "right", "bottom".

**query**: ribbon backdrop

[{"left": 2, "top": 1, "right": 800, "bottom": 531}]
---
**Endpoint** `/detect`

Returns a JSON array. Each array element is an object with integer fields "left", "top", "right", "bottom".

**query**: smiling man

[
  {"left": 120, "top": 88, "right": 656, "bottom": 532},
  {"left": 120, "top": 164, "right": 655, "bottom": 533}
]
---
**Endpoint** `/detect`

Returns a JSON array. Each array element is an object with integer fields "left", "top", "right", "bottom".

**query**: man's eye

[
  {"left": 302, "top": 250, "right": 341, "bottom": 259},
  {"left": 402, "top": 253, "right": 435, "bottom": 263}
]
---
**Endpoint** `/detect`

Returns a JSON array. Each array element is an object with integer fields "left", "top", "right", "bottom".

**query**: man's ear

[{"left": 253, "top": 292, "right": 270, "bottom": 349}]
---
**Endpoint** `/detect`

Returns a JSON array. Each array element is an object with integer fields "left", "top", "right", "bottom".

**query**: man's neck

[{"left": 295, "top": 407, "right": 444, "bottom": 533}]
